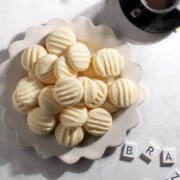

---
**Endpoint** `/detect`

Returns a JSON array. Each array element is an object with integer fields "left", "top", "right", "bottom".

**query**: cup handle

[{"left": 130, "top": 4, "right": 146, "bottom": 18}]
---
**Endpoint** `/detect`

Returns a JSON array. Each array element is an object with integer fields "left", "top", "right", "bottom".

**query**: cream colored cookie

[
  {"left": 27, "top": 107, "right": 56, "bottom": 135},
  {"left": 55, "top": 124, "right": 84, "bottom": 147},
  {"left": 46, "top": 28, "right": 76, "bottom": 56},
  {"left": 84, "top": 108, "right": 112, "bottom": 136},
  {"left": 38, "top": 86, "right": 62, "bottom": 115},
  {"left": 54, "top": 77, "right": 83, "bottom": 106},
  {"left": 101, "top": 97, "right": 119, "bottom": 113},
  {"left": 12, "top": 90, "right": 32, "bottom": 115},
  {"left": 21, "top": 45, "right": 47, "bottom": 73},
  {"left": 108, "top": 78, "right": 138, "bottom": 108},
  {"left": 54, "top": 56, "right": 77, "bottom": 79},
  {"left": 15, "top": 77, "right": 44, "bottom": 107},
  {"left": 60, "top": 106, "right": 87, "bottom": 128},
  {"left": 92, "top": 48, "right": 124, "bottom": 77},
  {"left": 86, "top": 79, "right": 107, "bottom": 108},
  {"left": 82, "top": 63, "right": 108, "bottom": 82},
  {"left": 35, "top": 54, "right": 57, "bottom": 84},
  {"left": 67, "top": 42, "right": 91, "bottom": 71},
  {"left": 78, "top": 77, "right": 98, "bottom": 104}
]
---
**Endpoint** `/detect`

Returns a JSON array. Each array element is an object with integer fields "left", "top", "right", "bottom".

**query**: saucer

[{"left": 119, "top": 0, "right": 180, "bottom": 33}]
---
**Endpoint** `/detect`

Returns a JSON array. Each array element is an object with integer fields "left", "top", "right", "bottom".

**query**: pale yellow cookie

[
  {"left": 15, "top": 77, "right": 44, "bottom": 107},
  {"left": 46, "top": 28, "right": 76, "bottom": 56},
  {"left": 12, "top": 90, "right": 32, "bottom": 115},
  {"left": 54, "top": 56, "right": 77, "bottom": 79},
  {"left": 67, "top": 42, "right": 91, "bottom": 71},
  {"left": 55, "top": 124, "right": 84, "bottom": 147},
  {"left": 27, "top": 107, "right": 56, "bottom": 135},
  {"left": 101, "top": 97, "right": 119, "bottom": 113},
  {"left": 92, "top": 48, "right": 124, "bottom": 77},
  {"left": 21, "top": 45, "right": 47, "bottom": 73},
  {"left": 54, "top": 77, "right": 83, "bottom": 106},
  {"left": 82, "top": 63, "right": 108, "bottom": 82},
  {"left": 60, "top": 106, "right": 87, "bottom": 128},
  {"left": 35, "top": 54, "right": 57, "bottom": 84},
  {"left": 84, "top": 108, "right": 112, "bottom": 136},
  {"left": 108, "top": 78, "right": 138, "bottom": 108},
  {"left": 86, "top": 79, "right": 107, "bottom": 108},
  {"left": 78, "top": 77, "right": 98, "bottom": 104},
  {"left": 38, "top": 86, "right": 62, "bottom": 115}
]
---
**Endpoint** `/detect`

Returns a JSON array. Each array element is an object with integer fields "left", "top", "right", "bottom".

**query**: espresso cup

[{"left": 130, "top": 0, "right": 180, "bottom": 18}]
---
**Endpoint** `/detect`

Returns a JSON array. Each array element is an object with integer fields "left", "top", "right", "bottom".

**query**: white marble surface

[{"left": 0, "top": 0, "right": 180, "bottom": 179}]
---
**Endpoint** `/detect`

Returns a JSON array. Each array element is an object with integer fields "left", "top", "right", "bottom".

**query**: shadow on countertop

[{"left": 77, "top": 0, "right": 170, "bottom": 44}]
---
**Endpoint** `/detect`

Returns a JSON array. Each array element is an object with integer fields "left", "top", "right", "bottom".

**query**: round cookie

[
  {"left": 82, "top": 63, "right": 108, "bottom": 82},
  {"left": 78, "top": 77, "right": 98, "bottom": 104},
  {"left": 92, "top": 48, "right": 124, "bottom": 77},
  {"left": 54, "top": 77, "right": 83, "bottom": 106},
  {"left": 12, "top": 90, "right": 33, "bottom": 115},
  {"left": 54, "top": 56, "right": 77, "bottom": 79},
  {"left": 84, "top": 108, "right": 112, "bottom": 136},
  {"left": 60, "top": 106, "right": 88, "bottom": 128},
  {"left": 101, "top": 97, "right": 119, "bottom": 113},
  {"left": 67, "top": 42, "right": 91, "bottom": 71},
  {"left": 46, "top": 28, "right": 76, "bottom": 56},
  {"left": 108, "top": 78, "right": 138, "bottom": 108},
  {"left": 38, "top": 86, "right": 62, "bottom": 115},
  {"left": 27, "top": 107, "right": 56, "bottom": 135},
  {"left": 55, "top": 124, "right": 84, "bottom": 147},
  {"left": 86, "top": 79, "right": 107, "bottom": 108},
  {"left": 15, "top": 77, "right": 44, "bottom": 107},
  {"left": 35, "top": 54, "right": 57, "bottom": 84},
  {"left": 21, "top": 45, "right": 47, "bottom": 73}
]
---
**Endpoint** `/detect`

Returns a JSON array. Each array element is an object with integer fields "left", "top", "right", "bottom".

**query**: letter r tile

[{"left": 141, "top": 141, "right": 159, "bottom": 163}]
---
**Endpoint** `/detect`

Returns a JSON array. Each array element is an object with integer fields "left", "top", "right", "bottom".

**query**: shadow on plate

[
  {"left": 77, "top": 0, "right": 171, "bottom": 44},
  {"left": 0, "top": 32, "right": 25, "bottom": 64}
]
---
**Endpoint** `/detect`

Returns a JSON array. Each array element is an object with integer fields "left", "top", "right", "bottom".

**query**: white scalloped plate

[{"left": 0, "top": 17, "right": 145, "bottom": 164}]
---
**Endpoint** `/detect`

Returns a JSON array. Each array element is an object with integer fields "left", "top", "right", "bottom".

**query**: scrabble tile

[
  {"left": 166, "top": 168, "right": 180, "bottom": 180},
  {"left": 162, "top": 148, "right": 176, "bottom": 165},
  {"left": 141, "top": 141, "right": 159, "bottom": 162},
  {"left": 122, "top": 142, "right": 137, "bottom": 160}
]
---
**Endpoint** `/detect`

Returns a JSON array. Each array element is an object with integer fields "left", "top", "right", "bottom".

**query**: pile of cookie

[{"left": 12, "top": 27, "right": 138, "bottom": 147}]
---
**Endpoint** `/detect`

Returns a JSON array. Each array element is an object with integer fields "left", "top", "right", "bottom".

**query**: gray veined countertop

[{"left": 0, "top": 0, "right": 180, "bottom": 180}]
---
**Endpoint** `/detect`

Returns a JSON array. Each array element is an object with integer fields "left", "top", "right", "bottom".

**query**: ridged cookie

[
  {"left": 86, "top": 79, "right": 107, "bottom": 108},
  {"left": 46, "top": 28, "right": 76, "bottom": 56},
  {"left": 78, "top": 77, "right": 98, "bottom": 104},
  {"left": 15, "top": 77, "right": 44, "bottom": 107},
  {"left": 84, "top": 108, "right": 112, "bottom": 136},
  {"left": 108, "top": 78, "right": 138, "bottom": 108},
  {"left": 82, "top": 63, "right": 108, "bottom": 82},
  {"left": 27, "top": 107, "right": 56, "bottom": 135},
  {"left": 55, "top": 124, "right": 84, "bottom": 147},
  {"left": 12, "top": 90, "right": 33, "bottom": 115},
  {"left": 21, "top": 45, "right": 47, "bottom": 73},
  {"left": 60, "top": 106, "right": 87, "bottom": 128},
  {"left": 101, "top": 97, "right": 119, "bottom": 113},
  {"left": 92, "top": 48, "right": 124, "bottom": 77},
  {"left": 67, "top": 42, "right": 91, "bottom": 71},
  {"left": 38, "top": 86, "right": 62, "bottom": 115},
  {"left": 54, "top": 77, "right": 83, "bottom": 106},
  {"left": 54, "top": 56, "right": 77, "bottom": 79},
  {"left": 35, "top": 54, "right": 57, "bottom": 84}
]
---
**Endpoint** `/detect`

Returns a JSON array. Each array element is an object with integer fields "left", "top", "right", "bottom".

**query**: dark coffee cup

[
  {"left": 131, "top": 0, "right": 180, "bottom": 18},
  {"left": 119, "top": 0, "right": 180, "bottom": 33}
]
